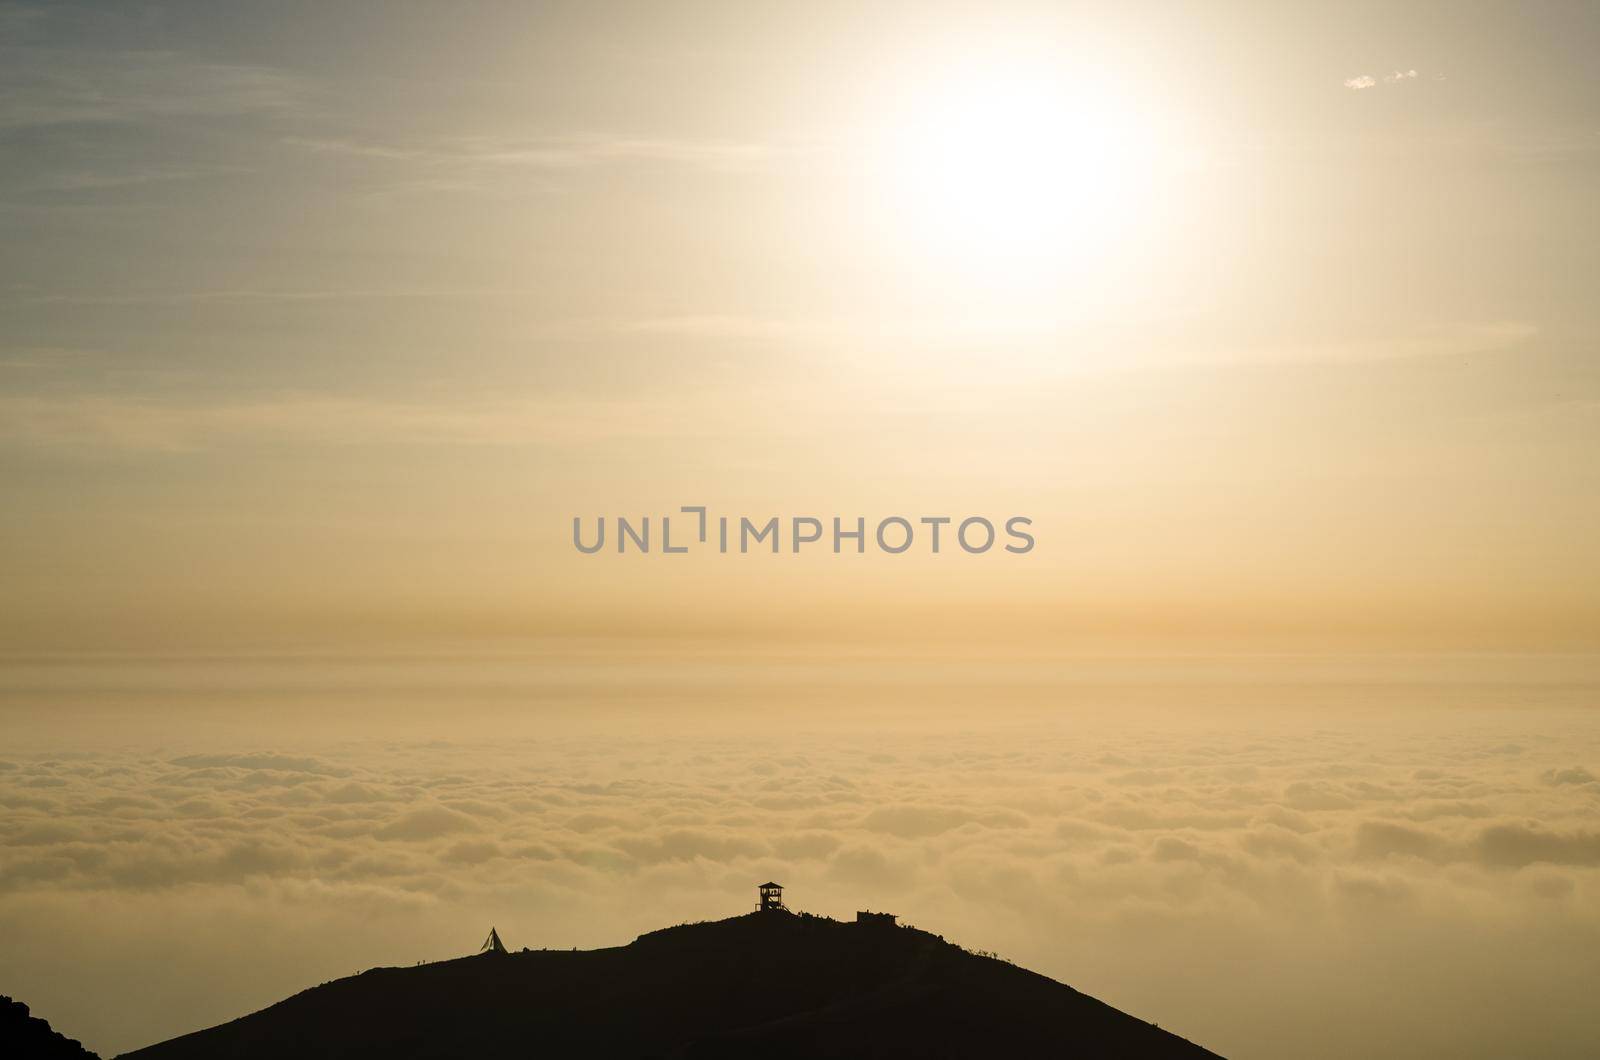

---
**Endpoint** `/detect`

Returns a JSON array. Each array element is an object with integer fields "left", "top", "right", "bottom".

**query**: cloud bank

[{"left": 1, "top": 700, "right": 1597, "bottom": 1058}]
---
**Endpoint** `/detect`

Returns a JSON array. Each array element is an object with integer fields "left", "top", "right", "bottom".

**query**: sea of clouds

[{"left": 2, "top": 684, "right": 1598, "bottom": 1058}]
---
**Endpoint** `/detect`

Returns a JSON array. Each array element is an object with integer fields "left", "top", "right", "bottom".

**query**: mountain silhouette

[
  {"left": 119, "top": 908, "right": 1221, "bottom": 1058},
  {"left": 1, "top": 995, "right": 100, "bottom": 1059}
]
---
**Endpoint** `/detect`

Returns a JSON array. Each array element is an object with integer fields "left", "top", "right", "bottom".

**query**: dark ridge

[
  {"left": 1, "top": 995, "right": 100, "bottom": 1059},
  {"left": 119, "top": 910, "right": 1221, "bottom": 1058}
]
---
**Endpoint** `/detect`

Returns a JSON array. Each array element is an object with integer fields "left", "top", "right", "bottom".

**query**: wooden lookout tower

[
  {"left": 758, "top": 881, "right": 785, "bottom": 913},
  {"left": 480, "top": 926, "right": 507, "bottom": 955}
]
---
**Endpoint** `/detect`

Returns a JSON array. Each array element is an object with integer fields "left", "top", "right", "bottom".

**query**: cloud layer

[{"left": 2, "top": 698, "right": 1597, "bottom": 1058}]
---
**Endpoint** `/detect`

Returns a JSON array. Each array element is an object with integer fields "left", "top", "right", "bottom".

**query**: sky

[
  {"left": 2, "top": 2, "right": 1600, "bottom": 1057},
  {"left": 1, "top": 0, "right": 1597, "bottom": 653}
]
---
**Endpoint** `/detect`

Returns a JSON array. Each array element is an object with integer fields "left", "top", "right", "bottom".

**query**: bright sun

[{"left": 871, "top": 58, "right": 1166, "bottom": 287}]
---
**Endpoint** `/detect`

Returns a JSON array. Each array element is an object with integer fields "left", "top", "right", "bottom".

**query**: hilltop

[
  {"left": 119, "top": 908, "right": 1220, "bottom": 1058},
  {"left": 1, "top": 996, "right": 100, "bottom": 1059}
]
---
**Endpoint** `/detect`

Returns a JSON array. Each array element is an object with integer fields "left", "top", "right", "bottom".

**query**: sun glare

[{"left": 871, "top": 59, "right": 1166, "bottom": 287}]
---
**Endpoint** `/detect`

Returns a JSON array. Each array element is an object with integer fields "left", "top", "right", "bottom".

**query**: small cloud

[{"left": 1344, "top": 69, "right": 1422, "bottom": 91}]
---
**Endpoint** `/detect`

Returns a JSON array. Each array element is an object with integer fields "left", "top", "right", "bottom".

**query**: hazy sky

[{"left": 2, "top": 0, "right": 1597, "bottom": 653}]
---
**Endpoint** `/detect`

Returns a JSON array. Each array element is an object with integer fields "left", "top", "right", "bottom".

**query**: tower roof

[{"left": 759, "top": 881, "right": 783, "bottom": 889}]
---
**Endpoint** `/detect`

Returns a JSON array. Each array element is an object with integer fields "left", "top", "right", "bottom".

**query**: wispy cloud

[
  {"left": 0, "top": 36, "right": 306, "bottom": 204},
  {"left": 0, "top": 392, "right": 712, "bottom": 453},
  {"left": 0, "top": 286, "right": 533, "bottom": 308},
  {"left": 4, "top": 164, "right": 243, "bottom": 197},
  {"left": 0, "top": 48, "right": 304, "bottom": 130},
  {"left": 0, "top": 2, "right": 47, "bottom": 40},
  {"left": 1258, "top": 320, "right": 1536, "bottom": 364},
  {"left": 284, "top": 133, "right": 780, "bottom": 180},
  {"left": 1125, "top": 320, "right": 1539, "bottom": 371}
]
